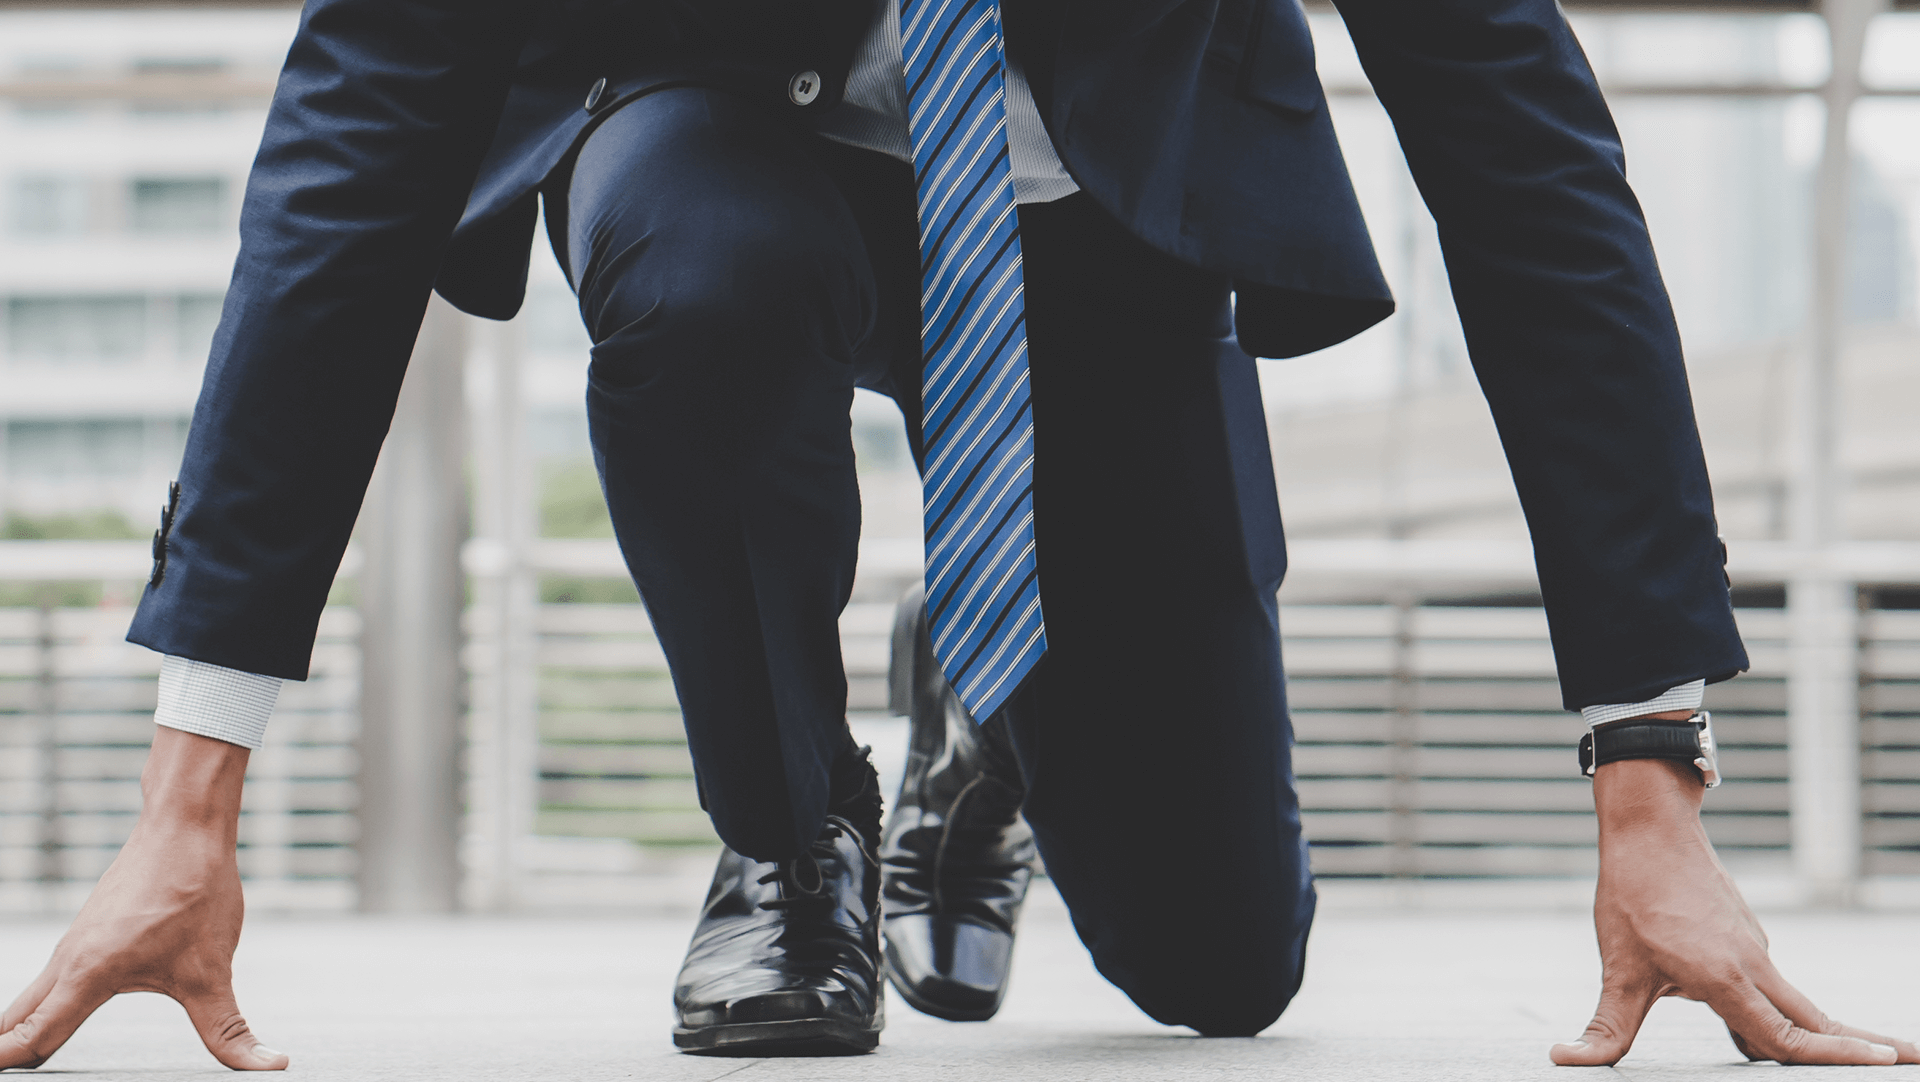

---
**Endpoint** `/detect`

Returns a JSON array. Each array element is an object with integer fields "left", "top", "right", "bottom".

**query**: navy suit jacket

[{"left": 128, "top": 0, "right": 1688, "bottom": 679}]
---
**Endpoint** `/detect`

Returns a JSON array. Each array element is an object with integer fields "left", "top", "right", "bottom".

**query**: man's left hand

[{"left": 1551, "top": 755, "right": 1919, "bottom": 1067}]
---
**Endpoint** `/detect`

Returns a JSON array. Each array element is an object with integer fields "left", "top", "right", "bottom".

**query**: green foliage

[
  {"left": 537, "top": 460, "right": 637, "bottom": 602},
  {"left": 0, "top": 511, "right": 146, "bottom": 607},
  {"left": 0, "top": 581, "right": 103, "bottom": 608},
  {"left": 541, "top": 575, "right": 640, "bottom": 605},
  {"left": 327, "top": 576, "right": 357, "bottom": 607},
  {"left": 541, "top": 459, "right": 614, "bottom": 539},
  {"left": 3, "top": 510, "right": 142, "bottom": 540}
]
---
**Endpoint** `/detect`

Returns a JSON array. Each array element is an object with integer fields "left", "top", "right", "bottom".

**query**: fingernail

[{"left": 1871, "top": 1043, "right": 1896, "bottom": 1062}]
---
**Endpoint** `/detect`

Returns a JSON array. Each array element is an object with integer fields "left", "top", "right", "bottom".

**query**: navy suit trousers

[{"left": 562, "top": 86, "right": 1314, "bottom": 1033}]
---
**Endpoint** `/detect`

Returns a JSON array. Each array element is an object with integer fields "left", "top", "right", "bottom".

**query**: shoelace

[
  {"left": 929, "top": 777, "right": 984, "bottom": 914},
  {"left": 928, "top": 771, "right": 1025, "bottom": 913},
  {"left": 757, "top": 814, "right": 878, "bottom": 912}
]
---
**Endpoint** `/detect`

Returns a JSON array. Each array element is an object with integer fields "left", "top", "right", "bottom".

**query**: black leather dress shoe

[
  {"left": 673, "top": 763, "right": 885, "bottom": 1055},
  {"left": 880, "top": 585, "right": 1039, "bottom": 1022}
]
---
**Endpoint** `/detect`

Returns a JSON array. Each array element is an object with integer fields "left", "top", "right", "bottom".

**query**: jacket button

[
  {"left": 149, "top": 529, "right": 167, "bottom": 587},
  {"left": 788, "top": 70, "right": 821, "bottom": 106},
  {"left": 584, "top": 77, "right": 608, "bottom": 113}
]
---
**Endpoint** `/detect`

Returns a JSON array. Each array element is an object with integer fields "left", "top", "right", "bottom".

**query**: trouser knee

[
  {"left": 1088, "top": 890, "right": 1315, "bottom": 1037},
  {"left": 565, "top": 90, "right": 876, "bottom": 400}
]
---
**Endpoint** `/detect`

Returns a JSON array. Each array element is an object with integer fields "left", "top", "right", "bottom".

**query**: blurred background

[{"left": 0, "top": 0, "right": 1916, "bottom": 916}]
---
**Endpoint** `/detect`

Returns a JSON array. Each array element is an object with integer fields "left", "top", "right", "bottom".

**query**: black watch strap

[{"left": 1577, "top": 712, "right": 1721, "bottom": 788}]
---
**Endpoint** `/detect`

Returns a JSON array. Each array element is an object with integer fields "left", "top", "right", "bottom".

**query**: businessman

[{"left": 1, "top": 0, "right": 1913, "bottom": 1069}]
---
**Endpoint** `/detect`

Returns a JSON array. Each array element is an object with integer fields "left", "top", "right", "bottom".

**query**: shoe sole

[
  {"left": 673, "top": 1018, "right": 880, "bottom": 1056},
  {"left": 883, "top": 945, "right": 1004, "bottom": 1023}
]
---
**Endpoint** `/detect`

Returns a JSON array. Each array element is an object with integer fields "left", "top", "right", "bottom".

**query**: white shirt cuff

[
  {"left": 154, "top": 655, "right": 282, "bottom": 750},
  {"left": 1581, "top": 679, "right": 1705, "bottom": 728}
]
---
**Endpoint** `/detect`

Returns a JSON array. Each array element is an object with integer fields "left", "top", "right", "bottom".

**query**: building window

[
  {"left": 10, "top": 176, "right": 88, "bottom": 236},
  {"left": 5, "top": 420, "right": 146, "bottom": 481},
  {"left": 130, "top": 177, "right": 225, "bottom": 233},
  {"left": 176, "top": 294, "right": 225, "bottom": 362},
  {"left": 7, "top": 296, "right": 148, "bottom": 364},
  {"left": 131, "top": 58, "right": 226, "bottom": 77}
]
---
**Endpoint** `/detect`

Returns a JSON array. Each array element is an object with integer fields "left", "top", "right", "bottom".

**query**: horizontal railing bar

[
  {"left": 3, "top": 78, "right": 1915, "bottom": 105},
  {"left": 1323, "top": 82, "right": 1920, "bottom": 99},
  {"left": 12, "top": 538, "right": 1920, "bottom": 584}
]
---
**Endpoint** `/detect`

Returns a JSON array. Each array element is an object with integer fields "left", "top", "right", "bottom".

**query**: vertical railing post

[
  {"left": 1386, "top": 589, "right": 1420, "bottom": 881},
  {"left": 1785, "top": 0, "right": 1883, "bottom": 905},
  {"left": 356, "top": 297, "right": 469, "bottom": 913},
  {"left": 33, "top": 593, "right": 59, "bottom": 912},
  {"left": 242, "top": 725, "right": 292, "bottom": 906},
  {"left": 1787, "top": 575, "right": 1861, "bottom": 900},
  {"left": 1383, "top": 166, "right": 1423, "bottom": 882},
  {"left": 466, "top": 315, "right": 540, "bottom": 911}
]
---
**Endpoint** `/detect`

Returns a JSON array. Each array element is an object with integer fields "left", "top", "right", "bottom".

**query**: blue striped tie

[{"left": 901, "top": 0, "right": 1045, "bottom": 722}]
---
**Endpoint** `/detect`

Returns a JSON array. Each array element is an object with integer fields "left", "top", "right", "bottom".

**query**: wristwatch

[{"left": 1577, "top": 711, "right": 1721, "bottom": 788}]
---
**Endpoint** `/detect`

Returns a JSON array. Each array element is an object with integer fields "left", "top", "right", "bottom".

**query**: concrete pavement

[{"left": 0, "top": 881, "right": 1914, "bottom": 1080}]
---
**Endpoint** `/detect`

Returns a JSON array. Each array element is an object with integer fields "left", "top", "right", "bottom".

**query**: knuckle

[
  {"left": 1700, "top": 961, "right": 1747, "bottom": 988},
  {"left": 1767, "top": 1021, "right": 1811, "bottom": 1062},
  {"left": 206, "top": 1009, "right": 253, "bottom": 1046},
  {"left": 1584, "top": 1015, "right": 1625, "bottom": 1044},
  {"left": 7, "top": 1018, "right": 50, "bottom": 1065}
]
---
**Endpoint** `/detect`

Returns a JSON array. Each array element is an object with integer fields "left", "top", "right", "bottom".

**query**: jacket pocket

[{"left": 1239, "top": 0, "right": 1323, "bottom": 117}]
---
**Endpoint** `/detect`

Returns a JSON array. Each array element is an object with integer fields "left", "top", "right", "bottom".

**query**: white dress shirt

[{"left": 811, "top": 0, "right": 1079, "bottom": 205}]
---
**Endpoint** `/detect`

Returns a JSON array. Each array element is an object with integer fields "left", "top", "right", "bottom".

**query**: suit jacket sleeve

[
  {"left": 1332, "top": 0, "right": 1738, "bottom": 707},
  {"left": 127, "top": 0, "right": 535, "bottom": 679},
  {"left": 1331, "top": 0, "right": 1683, "bottom": 385}
]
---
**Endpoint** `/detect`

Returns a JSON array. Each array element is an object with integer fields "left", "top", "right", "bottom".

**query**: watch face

[{"left": 1693, "top": 711, "right": 1722, "bottom": 788}]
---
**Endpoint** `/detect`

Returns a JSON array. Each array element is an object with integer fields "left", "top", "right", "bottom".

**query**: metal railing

[{"left": 3, "top": 536, "right": 1918, "bottom": 910}]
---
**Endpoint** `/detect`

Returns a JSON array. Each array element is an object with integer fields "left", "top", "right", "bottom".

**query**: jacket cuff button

[
  {"left": 149, "top": 530, "right": 167, "bottom": 587},
  {"left": 789, "top": 70, "right": 821, "bottom": 107}
]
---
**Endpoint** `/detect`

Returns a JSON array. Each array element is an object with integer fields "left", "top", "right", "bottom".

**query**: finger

[
  {"left": 0, "top": 965, "right": 56, "bottom": 1032},
  {"left": 1748, "top": 961, "right": 1920, "bottom": 1064},
  {"left": 1726, "top": 1023, "right": 1767, "bottom": 1062},
  {"left": 0, "top": 978, "right": 113, "bottom": 1070},
  {"left": 1824, "top": 1024, "right": 1920, "bottom": 1065},
  {"left": 176, "top": 987, "right": 288, "bottom": 1071},
  {"left": 1699, "top": 973, "right": 1896, "bottom": 1065},
  {"left": 1551, "top": 979, "right": 1659, "bottom": 1066}
]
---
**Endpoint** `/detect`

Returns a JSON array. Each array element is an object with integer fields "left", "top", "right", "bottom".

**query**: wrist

[
  {"left": 138, "top": 726, "right": 250, "bottom": 842},
  {"left": 1594, "top": 757, "right": 1706, "bottom": 834}
]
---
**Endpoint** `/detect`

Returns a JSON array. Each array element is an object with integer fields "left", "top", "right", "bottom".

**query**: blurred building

[
  {"left": 0, "top": 4, "right": 920, "bottom": 545},
  {"left": 0, "top": 10, "right": 302, "bottom": 530}
]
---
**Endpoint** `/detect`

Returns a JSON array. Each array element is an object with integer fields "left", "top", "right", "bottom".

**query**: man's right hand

[{"left": 0, "top": 727, "right": 286, "bottom": 1072}]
